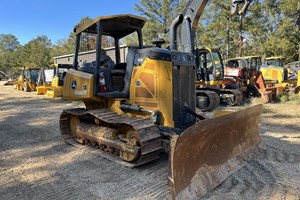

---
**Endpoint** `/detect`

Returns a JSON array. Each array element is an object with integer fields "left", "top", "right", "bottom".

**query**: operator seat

[
  {"left": 122, "top": 47, "right": 137, "bottom": 94},
  {"left": 78, "top": 48, "right": 115, "bottom": 74}
]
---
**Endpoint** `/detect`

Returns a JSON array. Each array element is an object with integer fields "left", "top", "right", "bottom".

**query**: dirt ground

[{"left": 0, "top": 82, "right": 299, "bottom": 200}]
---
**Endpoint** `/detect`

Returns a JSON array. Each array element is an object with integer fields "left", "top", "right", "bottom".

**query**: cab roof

[
  {"left": 265, "top": 56, "right": 285, "bottom": 60},
  {"left": 227, "top": 56, "right": 260, "bottom": 61},
  {"left": 74, "top": 14, "right": 147, "bottom": 38},
  {"left": 19, "top": 67, "right": 41, "bottom": 70},
  {"left": 243, "top": 56, "right": 260, "bottom": 59}
]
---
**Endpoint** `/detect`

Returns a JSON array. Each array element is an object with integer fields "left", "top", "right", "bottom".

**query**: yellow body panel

[
  {"left": 63, "top": 69, "right": 98, "bottom": 101},
  {"left": 62, "top": 69, "right": 119, "bottom": 109},
  {"left": 45, "top": 86, "right": 63, "bottom": 97},
  {"left": 52, "top": 76, "right": 60, "bottom": 87},
  {"left": 15, "top": 75, "right": 24, "bottom": 90},
  {"left": 45, "top": 77, "right": 63, "bottom": 97},
  {"left": 260, "top": 68, "right": 284, "bottom": 83},
  {"left": 36, "top": 77, "right": 64, "bottom": 97},
  {"left": 36, "top": 84, "right": 51, "bottom": 95},
  {"left": 298, "top": 71, "right": 300, "bottom": 87},
  {"left": 129, "top": 58, "right": 174, "bottom": 127}
]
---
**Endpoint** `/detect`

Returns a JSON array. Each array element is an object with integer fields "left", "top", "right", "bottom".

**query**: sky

[{"left": 0, "top": 0, "right": 139, "bottom": 45}]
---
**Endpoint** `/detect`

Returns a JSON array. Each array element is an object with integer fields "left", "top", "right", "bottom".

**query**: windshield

[
  {"left": 226, "top": 59, "right": 246, "bottom": 69},
  {"left": 212, "top": 52, "right": 222, "bottom": 70},
  {"left": 247, "top": 58, "right": 261, "bottom": 71},
  {"left": 265, "top": 59, "right": 283, "bottom": 67},
  {"left": 198, "top": 50, "right": 224, "bottom": 81},
  {"left": 30, "top": 70, "right": 39, "bottom": 82}
]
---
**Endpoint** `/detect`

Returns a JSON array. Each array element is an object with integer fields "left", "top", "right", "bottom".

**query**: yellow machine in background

[
  {"left": 298, "top": 71, "right": 300, "bottom": 90},
  {"left": 13, "top": 67, "right": 40, "bottom": 92},
  {"left": 195, "top": 48, "right": 243, "bottom": 111},
  {"left": 224, "top": 56, "right": 277, "bottom": 102},
  {"left": 36, "top": 68, "right": 53, "bottom": 95},
  {"left": 261, "top": 57, "right": 299, "bottom": 95},
  {"left": 36, "top": 64, "right": 71, "bottom": 97},
  {"left": 59, "top": 2, "right": 263, "bottom": 198},
  {"left": 261, "top": 56, "right": 286, "bottom": 83}
]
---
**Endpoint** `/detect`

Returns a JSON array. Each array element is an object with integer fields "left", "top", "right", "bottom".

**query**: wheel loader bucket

[{"left": 168, "top": 104, "right": 264, "bottom": 199}]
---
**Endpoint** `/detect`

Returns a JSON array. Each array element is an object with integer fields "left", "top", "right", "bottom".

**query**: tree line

[
  {"left": 0, "top": 0, "right": 299, "bottom": 77},
  {"left": 134, "top": 0, "right": 300, "bottom": 61}
]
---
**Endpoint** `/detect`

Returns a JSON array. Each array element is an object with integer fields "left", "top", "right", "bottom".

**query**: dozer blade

[{"left": 168, "top": 104, "right": 264, "bottom": 199}]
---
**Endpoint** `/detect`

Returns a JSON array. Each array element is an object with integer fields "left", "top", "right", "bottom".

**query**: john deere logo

[{"left": 71, "top": 81, "right": 77, "bottom": 89}]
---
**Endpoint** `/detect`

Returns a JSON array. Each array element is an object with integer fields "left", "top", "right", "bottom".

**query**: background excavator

[
  {"left": 60, "top": 0, "right": 263, "bottom": 199},
  {"left": 224, "top": 56, "right": 277, "bottom": 102},
  {"left": 194, "top": 0, "right": 253, "bottom": 111},
  {"left": 195, "top": 48, "right": 243, "bottom": 111}
]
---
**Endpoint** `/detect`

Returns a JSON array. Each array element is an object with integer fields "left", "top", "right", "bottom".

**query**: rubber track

[
  {"left": 60, "top": 108, "right": 163, "bottom": 168},
  {"left": 196, "top": 90, "right": 220, "bottom": 111},
  {"left": 221, "top": 89, "right": 243, "bottom": 106}
]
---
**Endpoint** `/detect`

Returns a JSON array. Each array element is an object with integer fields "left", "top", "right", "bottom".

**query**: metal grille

[
  {"left": 173, "top": 65, "right": 196, "bottom": 129},
  {"left": 78, "top": 32, "right": 97, "bottom": 64}
]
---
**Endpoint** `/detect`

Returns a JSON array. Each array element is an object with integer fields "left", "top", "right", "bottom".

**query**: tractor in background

[
  {"left": 224, "top": 56, "right": 277, "bottom": 102},
  {"left": 13, "top": 67, "right": 40, "bottom": 92}
]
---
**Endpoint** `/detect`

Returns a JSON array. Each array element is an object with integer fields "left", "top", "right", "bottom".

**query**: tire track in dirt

[{"left": 205, "top": 147, "right": 300, "bottom": 200}]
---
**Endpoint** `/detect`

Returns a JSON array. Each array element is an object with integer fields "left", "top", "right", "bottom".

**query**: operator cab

[
  {"left": 226, "top": 59, "right": 247, "bottom": 69},
  {"left": 197, "top": 48, "right": 224, "bottom": 81},
  {"left": 263, "top": 57, "right": 285, "bottom": 68},
  {"left": 73, "top": 15, "right": 146, "bottom": 98},
  {"left": 23, "top": 67, "right": 40, "bottom": 83},
  {"left": 225, "top": 56, "right": 261, "bottom": 72}
]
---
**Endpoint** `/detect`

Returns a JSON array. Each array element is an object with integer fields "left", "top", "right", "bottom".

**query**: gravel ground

[{"left": 0, "top": 82, "right": 299, "bottom": 200}]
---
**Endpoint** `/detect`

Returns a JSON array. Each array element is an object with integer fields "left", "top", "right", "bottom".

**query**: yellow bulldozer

[
  {"left": 261, "top": 56, "right": 286, "bottom": 83},
  {"left": 36, "top": 64, "right": 72, "bottom": 97},
  {"left": 36, "top": 68, "right": 53, "bottom": 94},
  {"left": 261, "top": 57, "right": 300, "bottom": 95},
  {"left": 13, "top": 67, "right": 40, "bottom": 92},
  {"left": 59, "top": 0, "right": 263, "bottom": 199}
]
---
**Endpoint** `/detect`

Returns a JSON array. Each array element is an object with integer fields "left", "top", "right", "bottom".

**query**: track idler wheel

[{"left": 119, "top": 130, "right": 140, "bottom": 162}]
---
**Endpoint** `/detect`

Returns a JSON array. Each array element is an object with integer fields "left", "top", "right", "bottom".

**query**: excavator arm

[{"left": 177, "top": 0, "right": 252, "bottom": 53}]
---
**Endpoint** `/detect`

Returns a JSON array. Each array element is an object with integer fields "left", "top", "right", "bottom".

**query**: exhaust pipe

[{"left": 170, "top": 14, "right": 184, "bottom": 51}]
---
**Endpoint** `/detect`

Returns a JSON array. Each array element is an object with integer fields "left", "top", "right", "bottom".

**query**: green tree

[
  {"left": 0, "top": 34, "right": 20, "bottom": 52},
  {"left": 0, "top": 34, "right": 21, "bottom": 74},
  {"left": 52, "top": 16, "right": 92, "bottom": 57},
  {"left": 197, "top": 0, "right": 300, "bottom": 62},
  {"left": 19, "top": 35, "right": 53, "bottom": 67},
  {"left": 134, "top": 0, "right": 187, "bottom": 45}
]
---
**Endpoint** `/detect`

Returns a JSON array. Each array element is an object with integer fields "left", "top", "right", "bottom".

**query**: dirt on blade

[{"left": 0, "top": 84, "right": 299, "bottom": 200}]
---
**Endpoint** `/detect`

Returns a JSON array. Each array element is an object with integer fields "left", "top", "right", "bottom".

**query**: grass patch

[{"left": 279, "top": 94, "right": 300, "bottom": 104}]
